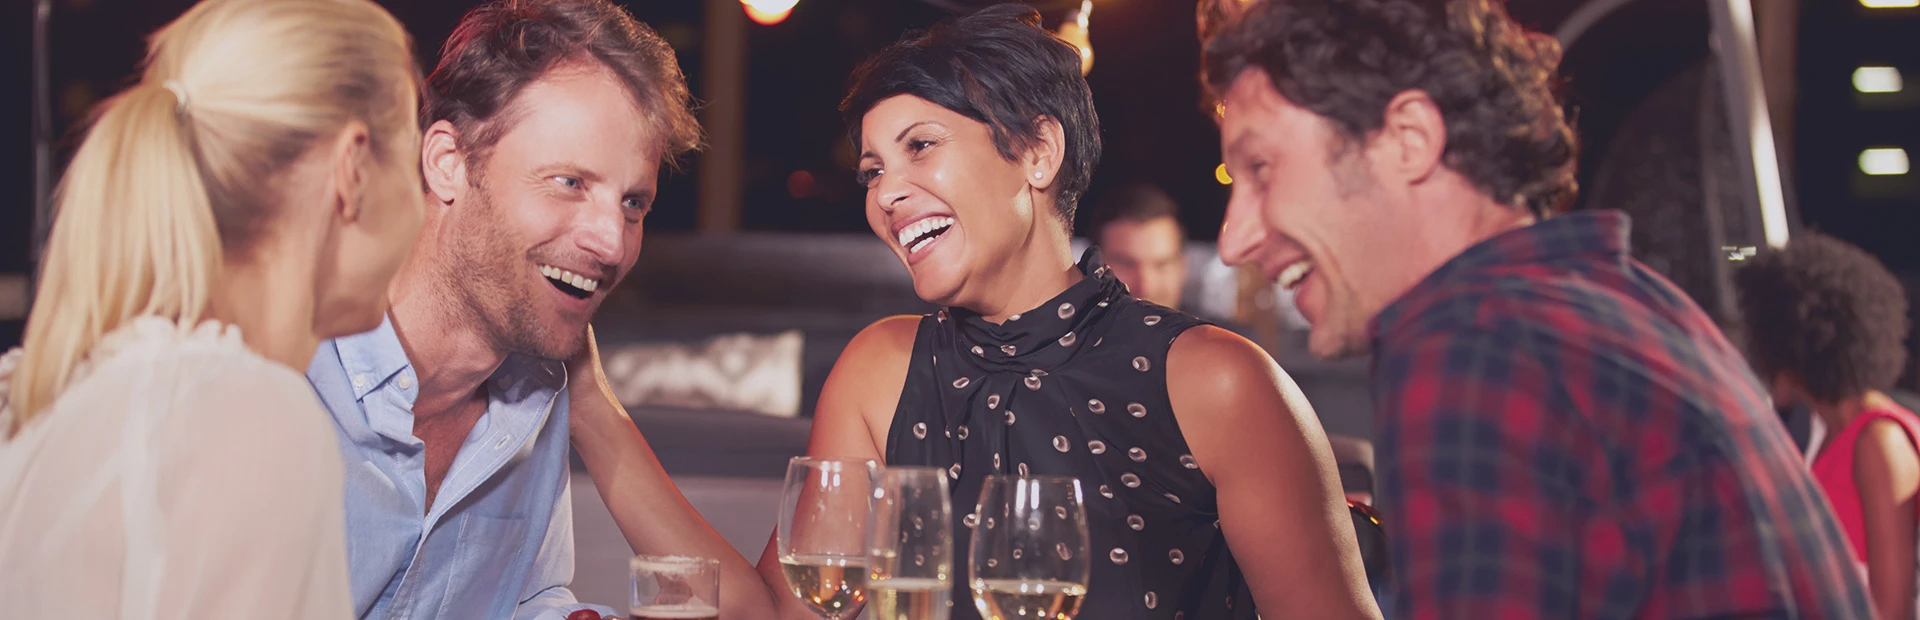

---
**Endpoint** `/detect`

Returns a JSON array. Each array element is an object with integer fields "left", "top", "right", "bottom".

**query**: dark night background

[{"left": 2, "top": 0, "right": 1916, "bottom": 351}]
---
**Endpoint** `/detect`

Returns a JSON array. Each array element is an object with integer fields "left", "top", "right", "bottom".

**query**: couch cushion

[{"left": 600, "top": 330, "right": 805, "bottom": 418}]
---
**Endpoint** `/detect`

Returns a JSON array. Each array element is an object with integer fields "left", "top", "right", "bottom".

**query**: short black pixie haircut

[
  {"left": 1735, "top": 233, "right": 1911, "bottom": 404},
  {"left": 840, "top": 3, "right": 1102, "bottom": 225}
]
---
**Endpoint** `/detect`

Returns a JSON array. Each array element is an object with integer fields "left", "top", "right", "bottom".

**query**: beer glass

[{"left": 629, "top": 555, "right": 720, "bottom": 620}]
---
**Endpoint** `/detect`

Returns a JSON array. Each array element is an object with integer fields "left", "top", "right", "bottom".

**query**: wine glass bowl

[
  {"left": 777, "top": 457, "right": 878, "bottom": 619},
  {"left": 865, "top": 466, "right": 955, "bottom": 620},
  {"left": 967, "top": 475, "right": 1091, "bottom": 620}
]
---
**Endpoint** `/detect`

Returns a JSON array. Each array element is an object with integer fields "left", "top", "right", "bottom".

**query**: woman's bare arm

[
  {"left": 1166, "top": 326, "right": 1381, "bottom": 620},
  {"left": 1854, "top": 417, "right": 1920, "bottom": 620},
  {"left": 750, "top": 315, "right": 920, "bottom": 619}
]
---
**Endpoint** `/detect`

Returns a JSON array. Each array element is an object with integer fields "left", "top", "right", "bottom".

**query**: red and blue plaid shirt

[{"left": 1369, "top": 211, "right": 1873, "bottom": 619}]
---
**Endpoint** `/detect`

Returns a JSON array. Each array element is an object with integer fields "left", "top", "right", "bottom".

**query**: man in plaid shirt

[{"left": 1201, "top": 0, "right": 1872, "bottom": 617}]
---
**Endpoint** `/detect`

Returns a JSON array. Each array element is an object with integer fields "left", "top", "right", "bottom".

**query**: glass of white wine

[
  {"left": 778, "top": 456, "right": 878, "bottom": 619},
  {"left": 866, "top": 466, "right": 954, "bottom": 620},
  {"left": 968, "top": 475, "right": 1090, "bottom": 620}
]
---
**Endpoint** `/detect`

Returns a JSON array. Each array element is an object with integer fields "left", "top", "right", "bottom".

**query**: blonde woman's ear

[{"left": 332, "top": 121, "right": 372, "bottom": 222}]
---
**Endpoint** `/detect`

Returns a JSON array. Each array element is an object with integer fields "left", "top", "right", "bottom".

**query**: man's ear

[
  {"left": 422, "top": 119, "right": 469, "bottom": 206},
  {"left": 1370, "top": 89, "right": 1447, "bottom": 186}
]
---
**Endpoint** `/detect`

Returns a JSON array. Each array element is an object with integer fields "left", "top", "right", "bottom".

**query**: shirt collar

[
  {"left": 493, "top": 352, "right": 568, "bottom": 401},
  {"left": 335, "top": 316, "right": 571, "bottom": 399},
  {"left": 334, "top": 316, "right": 413, "bottom": 402},
  {"left": 332, "top": 316, "right": 568, "bottom": 447},
  {"left": 1370, "top": 210, "right": 1632, "bottom": 337}
]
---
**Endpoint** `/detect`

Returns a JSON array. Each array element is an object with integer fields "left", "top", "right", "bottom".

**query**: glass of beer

[
  {"left": 778, "top": 456, "right": 878, "bottom": 619},
  {"left": 629, "top": 555, "right": 720, "bottom": 620},
  {"left": 967, "top": 475, "right": 1090, "bottom": 620},
  {"left": 865, "top": 466, "right": 954, "bottom": 620}
]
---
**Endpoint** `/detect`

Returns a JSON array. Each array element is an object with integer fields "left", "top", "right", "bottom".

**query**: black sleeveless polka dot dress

[{"left": 886, "top": 248, "right": 1258, "bottom": 619}]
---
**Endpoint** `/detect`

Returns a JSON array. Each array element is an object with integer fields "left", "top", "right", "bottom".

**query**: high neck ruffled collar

[{"left": 944, "top": 247, "right": 1127, "bottom": 375}]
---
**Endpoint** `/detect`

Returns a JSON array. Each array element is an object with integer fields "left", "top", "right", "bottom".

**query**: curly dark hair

[
  {"left": 840, "top": 3, "right": 1102, "bottom": 225},
  {"left": 1199, "top": 0, "right": 1576, "bottom": 214},
  {"left": 1735, "top": 233, "right": 1911, "bottom": 404}
]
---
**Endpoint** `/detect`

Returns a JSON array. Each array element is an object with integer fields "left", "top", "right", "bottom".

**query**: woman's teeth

[
  {"left": 539, "top": 264, "right": 600, "bottom": 293},
  {"left": 897, "top": 216, "right": 955, "bottom": 253},
  {"left": 1278, "top": 260, "right": 1315, "bottom": 291}
]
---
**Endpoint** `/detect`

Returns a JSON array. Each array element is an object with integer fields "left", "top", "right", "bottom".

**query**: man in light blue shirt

[
  {"left": 310, "top": 321, "right": 593, "bottom": 619},
  {"left": 305, "top": 0, "right": 702, "bottom": 618}
]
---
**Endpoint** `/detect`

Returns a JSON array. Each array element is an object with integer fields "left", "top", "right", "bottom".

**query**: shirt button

[
  {"left": 397, "top": 374, "right": 413, "bottom": 390},
  {"left": 351, "top": 374, "right": 367, "bottom": 388},
  {"left": 496, "top": 376, "right": 511, "bottom": 389}
]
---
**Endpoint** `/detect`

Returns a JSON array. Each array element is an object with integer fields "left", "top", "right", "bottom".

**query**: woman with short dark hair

[
  {"left": 807, "top": 6, "right": 1373, "bottom": 619},
  {"left": 569, "top": 5, "right": 1378, "bottom": 619}
]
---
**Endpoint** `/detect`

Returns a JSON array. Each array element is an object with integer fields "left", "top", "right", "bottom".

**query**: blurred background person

[
  {"left": 1737, "top": 232, "right": 1919, "bottom": 620},
  {"left": 1085, "top": 182, "right": 1188, "bottom": 308},
  {"left": 0, "top": 0, "right": 423, "bottom": 616}
]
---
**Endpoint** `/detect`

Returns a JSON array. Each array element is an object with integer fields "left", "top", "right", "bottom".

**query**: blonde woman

[{"left": 0, "top": 0, "right": 423, "bottom": 617}]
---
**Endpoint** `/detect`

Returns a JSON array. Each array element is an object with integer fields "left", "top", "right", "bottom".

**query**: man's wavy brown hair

[{"left": 1200, "top": 0, "right": 1577, "bottom": 214}]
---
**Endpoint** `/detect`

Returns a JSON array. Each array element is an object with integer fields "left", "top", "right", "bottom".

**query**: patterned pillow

[{"left": 598, "top": 331, "right": 804, "bottom": 418}]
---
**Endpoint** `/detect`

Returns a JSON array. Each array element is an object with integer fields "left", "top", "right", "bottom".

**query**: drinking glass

[
  {"left": 967, "top": 475, "right": 1091, "bottom": 620},
  {"left": 629, "top": 555, "right": 720, "bottom": 620},
  {"left": 865, "top": 466, "right": 954, "bottom": 620},
  {"left": 777, "top": 457, "right": 878, "bottom": 619}
]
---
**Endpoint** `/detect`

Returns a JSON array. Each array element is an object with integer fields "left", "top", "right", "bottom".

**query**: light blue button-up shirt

[{"left": 307, "top": 319, "right": 615, "bottom": 620}]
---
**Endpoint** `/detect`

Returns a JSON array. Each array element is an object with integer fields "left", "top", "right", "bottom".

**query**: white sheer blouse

[{"left": 0, "top": 317, "right": 353, "bottom": 620}]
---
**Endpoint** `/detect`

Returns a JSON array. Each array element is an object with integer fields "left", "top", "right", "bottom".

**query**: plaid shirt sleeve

[{"left": 1374, "top": 322, "right": 1592, "bottom": 619}]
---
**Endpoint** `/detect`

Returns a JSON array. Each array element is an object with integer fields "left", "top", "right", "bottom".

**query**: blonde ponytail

[
  {"left": 7, "top": 0, "right": 419, "bottom": 432},
  {"left": 11, "top": 82, "right": 222, "bottom": 425}
]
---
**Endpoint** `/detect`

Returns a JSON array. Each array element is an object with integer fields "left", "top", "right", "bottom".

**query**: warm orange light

[
  {"left": 742, "top": 0, "right": 798, "bottom": 25},
  {"left": 1056, "top": 0, "right": 1094, "bottom": 75},
  {"left": 787, "top": 170, "right": 817, "bottom": 199}
]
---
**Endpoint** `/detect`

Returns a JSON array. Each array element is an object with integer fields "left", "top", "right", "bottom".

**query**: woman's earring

[{"left": 1034, "top": 172, "right": 1043, "bottom": 179}]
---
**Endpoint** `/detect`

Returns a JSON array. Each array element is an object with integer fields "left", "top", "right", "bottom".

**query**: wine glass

[
  {"left": 778, "top": 457, "right": 878, "bottom": 619},
  {"left": 629, "top": 555, "right": 720, "bottom": 620},
  {"left": 865, "top": 466, "right": 954, "bottom": 620},
  {"left": 968, "top": 475, "right": 1091, "bottom": 620}
]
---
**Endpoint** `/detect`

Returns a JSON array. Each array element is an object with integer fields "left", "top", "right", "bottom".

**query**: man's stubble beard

[{"left": 439, "top": 184, "right": 589, "bottom": 362}]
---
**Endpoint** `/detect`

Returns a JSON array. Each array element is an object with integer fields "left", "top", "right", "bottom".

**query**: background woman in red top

[{"left": 1738, "top": 232, "right": 1919, "bottom": 619}]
